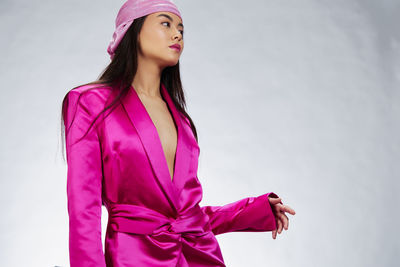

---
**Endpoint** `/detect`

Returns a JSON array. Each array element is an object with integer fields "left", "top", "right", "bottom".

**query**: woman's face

[{"left": 138, "top": 11, "right": 184, "bottom": 68}]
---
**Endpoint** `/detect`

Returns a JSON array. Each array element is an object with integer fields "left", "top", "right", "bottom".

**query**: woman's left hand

[{"left": 268, "top": 196, "right": 296, "bottom": 239}]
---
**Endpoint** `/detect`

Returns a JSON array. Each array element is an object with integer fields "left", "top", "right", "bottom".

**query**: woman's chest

[
  {"left": 97, "top": 101, "right": 201, "bottom": 208},
  {"left": 138, "top": 95, "right": 178, "bottom": 181}
]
